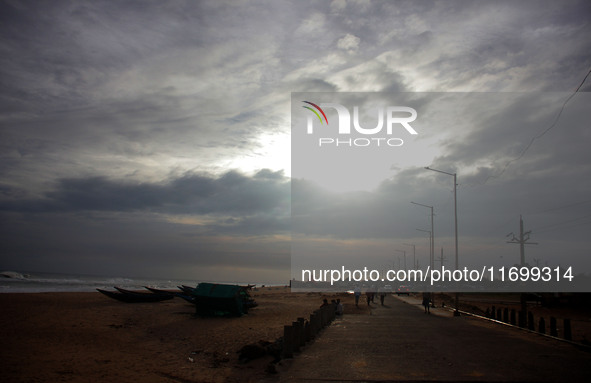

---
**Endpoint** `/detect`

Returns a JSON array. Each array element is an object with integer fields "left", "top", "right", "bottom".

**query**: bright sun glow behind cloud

[{"left": 227, "top": 131, "right": 292, "bottom": 177}]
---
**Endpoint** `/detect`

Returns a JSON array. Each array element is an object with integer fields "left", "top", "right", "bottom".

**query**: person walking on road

[
  {"left": 366, "top": 291, "right": 374, "bottom": 306},
  {"left": 354, "top": 286, "right": 361, "bottom": 307},
  {"left": 422, "top": 292, "right": 431, "bottom": 314},
  {"left": 336, "top": 299, "right": 344, "bottom": 316},
  {"left": 377, "top": 286, "right": 386, "bottom": 306}
]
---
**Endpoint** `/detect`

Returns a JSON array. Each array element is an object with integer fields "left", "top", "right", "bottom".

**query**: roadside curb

[{"left": 444, "top": 306, "right": 591, "bottom": 352}]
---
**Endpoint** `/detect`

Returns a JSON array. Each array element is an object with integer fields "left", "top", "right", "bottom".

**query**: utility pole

[
  {"left": 506, "top": 215, "right": 538, "bottom": 327},
  {"left": 506, "top": 215, "right": 538, "bottom": 266}
]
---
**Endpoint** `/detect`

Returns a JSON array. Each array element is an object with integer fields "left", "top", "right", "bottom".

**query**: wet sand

[{"left": 0, "top": 287, "right": 367, "bottom": 383}]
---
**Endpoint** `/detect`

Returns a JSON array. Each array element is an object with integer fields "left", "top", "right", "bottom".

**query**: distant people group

[
  {"left": 320, "top": 298, "right": 344, "bottom": 316},
  {"left": 321, "top": 289, "right": 434, "bottom": 315},
  {"left": 353, "top": 286, "right": 382, "bottom": 307}
]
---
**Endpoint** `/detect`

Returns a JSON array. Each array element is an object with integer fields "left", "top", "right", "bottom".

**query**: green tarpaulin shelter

[{"left": 191, "top": 283, "right": 251, "bottom": 316}]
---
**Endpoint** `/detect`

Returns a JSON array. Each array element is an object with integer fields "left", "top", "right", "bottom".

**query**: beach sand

[{"left": 0, "top": 287, "right": 368, "bottom": 383}]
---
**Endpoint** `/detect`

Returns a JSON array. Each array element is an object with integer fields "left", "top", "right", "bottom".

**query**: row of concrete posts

[
  {"left": 282, "top": 303, "right": 336, "bottom": 358},
  {"left": 486, "top": 306, "right": 572, "bottom": 341}
]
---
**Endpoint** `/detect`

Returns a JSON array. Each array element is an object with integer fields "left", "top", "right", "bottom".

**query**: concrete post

[
  {"left": 550, "top": 317, "right": 558, "bottom": 337},
  {"left": 564, "top": 319, "right": 572, "bottom": 341},
  {"left": 292, "top": 321, "right": 301, "bottom": 351},
  {"left": 320, "top": 306, "right": 328, "bottom": 327},
  {"left": 518, "top": 311, "right": 525, "bottom": 328},
  {"left": 309, "top": 312, "right": 317, "bottom": 339},
  {"left": 528, "top": 312, "right": 535, "bottom": 331},
  {"left": 313, "top": 310, "right": 321, "bottom": 334},
  {"left": 283, "top": 325, "right": 294, "bottom": 358},
  {"left": 297, "top": 317, "right": 306, "bottom": 347}
]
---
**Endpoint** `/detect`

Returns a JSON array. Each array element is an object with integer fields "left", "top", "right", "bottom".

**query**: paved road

[{"left": 276, "top": 296, "right": 591, "bottom": 382}]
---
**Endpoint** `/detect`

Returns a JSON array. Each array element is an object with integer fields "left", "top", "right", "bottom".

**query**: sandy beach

[
  {"left": 0, "top": 287, "right": 368, "bottom": 383},
  {"left": 3, "top": 288, "right": 590, "bottom": 382}
]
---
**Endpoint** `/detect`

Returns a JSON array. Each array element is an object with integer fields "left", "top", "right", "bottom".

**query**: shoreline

[{"left": 0, "top": 269, "right": 287, "bottom": 294}]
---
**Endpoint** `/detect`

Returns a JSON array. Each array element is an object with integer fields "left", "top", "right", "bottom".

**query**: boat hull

[{"left": 97, "top": 288, "right": 174, "bottom": 303}]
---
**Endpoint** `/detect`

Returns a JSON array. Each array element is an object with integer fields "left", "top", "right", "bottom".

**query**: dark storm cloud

[
  {"left": 0, "top": 168, "right": 291, "bottom": 280},
  {"left": 0, "top": 169, "right": 290, "bottom": 218}
]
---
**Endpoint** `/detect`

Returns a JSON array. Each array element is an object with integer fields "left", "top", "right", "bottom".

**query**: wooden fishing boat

[
  {"left": 97, "top": 288, "right": 174, "bottom": 303},
  {"left": 176, "top": 293, "right": 196, "bottom": 304},
  {"left": 143, "top": 286, "right": 177, "bottom": 296},
  {"left": 177, "top": 285, "right": 196, "bottom": 294}
]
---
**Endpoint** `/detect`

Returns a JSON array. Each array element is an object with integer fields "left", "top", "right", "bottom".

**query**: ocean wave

[{"left": 0, "top": 271, "right": 30, "bottom": 279}]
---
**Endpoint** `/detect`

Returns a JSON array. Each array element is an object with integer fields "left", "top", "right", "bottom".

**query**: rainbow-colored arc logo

[{"left": 302, "top": 101, "right": 328, "bottom": 125}]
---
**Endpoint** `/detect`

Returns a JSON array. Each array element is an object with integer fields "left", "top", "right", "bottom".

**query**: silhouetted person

[
  {"left": 366, "top": 291, "right": 374, "bottom": 306},
  {"left": 422, "top": 292, "right": 431, "bottom": 314},
  {"left": 354, "top": 286, "right": 361, "bottom": 307},
  {"left": 336, "top": 299, "right": 343, "bottom": 316},
  {"left": 320, "top": 298, "right": 329, "bottom": 308}
]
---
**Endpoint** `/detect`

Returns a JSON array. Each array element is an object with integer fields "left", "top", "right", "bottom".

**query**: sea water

[{"left": 0, "top": 270, "right": 205, "bottom": 293}]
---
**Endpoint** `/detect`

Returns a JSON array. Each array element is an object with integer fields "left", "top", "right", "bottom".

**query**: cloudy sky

[{"left": 1, "top": 0, "right": 590, "bottom": 286}]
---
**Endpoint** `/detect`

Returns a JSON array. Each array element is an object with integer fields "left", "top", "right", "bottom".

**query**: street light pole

[
  {"left": 424, "top": 167, "right": 458, "bottom": 270},
  {"left": 411, "top": 202, "right": 434, "bottom": 270},
  {"left": 453, "top": 172, "right": 458, "bottom": 270},
  {"left": 416, "top": 229, "right": 431, "bottom": 271},
  {"left": 425, "top": 166, "right": 460, "bottom": 316}
]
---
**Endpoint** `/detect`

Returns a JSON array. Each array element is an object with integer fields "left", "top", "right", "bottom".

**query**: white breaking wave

[{"left": 0, "top": 271, "right": 30, "bottom": 279}]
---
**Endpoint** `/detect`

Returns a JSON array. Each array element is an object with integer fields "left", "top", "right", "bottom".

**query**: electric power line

[
  {"left": 474, "top": 67, "right": 591, "bottom": 186},
  {"left": 524, "top": 198, "right": 591, "bottom": 217},
  {"left": 532, "top": 213, "right": 591, "bottom": 234}
]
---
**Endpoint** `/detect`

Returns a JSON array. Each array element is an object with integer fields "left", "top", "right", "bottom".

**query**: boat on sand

[{"left": 96, "top": 288, "right": 174, "bottom": 303}]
